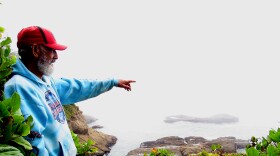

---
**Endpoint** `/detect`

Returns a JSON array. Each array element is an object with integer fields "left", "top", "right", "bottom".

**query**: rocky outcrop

[
  {"left": 63, "top": 104, "right": 117, "bottom": 156},
  {"left": 127, "top": 136, "right": 248, "bottom": 156}
]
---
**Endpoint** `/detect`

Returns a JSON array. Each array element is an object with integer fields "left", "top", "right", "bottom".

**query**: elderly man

[{"left": 4, "top": 26, "right": 135, "bottom": 156}]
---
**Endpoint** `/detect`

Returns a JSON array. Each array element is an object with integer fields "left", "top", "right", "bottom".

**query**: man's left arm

[{"left": 52, "top": 78, "right": 118, "bottom": 105}]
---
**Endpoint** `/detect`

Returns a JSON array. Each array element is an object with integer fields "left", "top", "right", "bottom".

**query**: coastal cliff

[{"left": 63, "top": 104, "right": 117, "bottom": 156}]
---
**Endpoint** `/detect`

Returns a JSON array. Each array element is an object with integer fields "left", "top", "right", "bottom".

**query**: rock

[
  {"left": 92, "top": 125, "right": 104, "bottom": 129},
  {"left": 127, "top": 148, "right": 153, "bottom": 156},
  {"left": 236, "top": 139, "right": 249, "bottom": 149},
  {"left": 79, "top": 128, "right": 117, "bottom": 156},
  {"left": 63, "top": 104, "right": 117, "bottom": 156},
  {"left": 185, "top": 136, "right": 207, "bottom": 144},
  {"left": 127, "top": 147, "right": 183, "bottom": 156},
  {"left": 202, "top": 137, "right": 237, "bottom": 153},
  {"left": 140, "top": 136, "right": 186, "bottom": 148},
  {"left": 181, "top": 144, "right": 208, "bottom": 156},
  {"left": 127, "top": 136, "right": 249, "bottom": 156},
  {"left": 64, "top": 104, "right": 89, "bottom": 135}
]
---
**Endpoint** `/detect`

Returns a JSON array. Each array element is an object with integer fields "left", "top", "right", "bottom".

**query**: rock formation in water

[
  {"left": 127, "top": 136, "right": 248, "bottom": 156},
  {"left": 164, "top": 114, "right": 239, "bottom": 124}
]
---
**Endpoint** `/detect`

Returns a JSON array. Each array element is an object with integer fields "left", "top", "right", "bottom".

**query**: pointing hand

[{"left": 117, "top": 80, "right": 136, "bottom": 91}]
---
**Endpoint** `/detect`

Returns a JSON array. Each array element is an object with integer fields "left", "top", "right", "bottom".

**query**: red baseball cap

[{"left": 17, "top": 26, "right": 67, "bottom": 50}]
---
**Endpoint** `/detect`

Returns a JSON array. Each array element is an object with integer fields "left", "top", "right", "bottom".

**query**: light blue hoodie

[{"left": 4, "top": 59, "right": 118, "bottom": 156}]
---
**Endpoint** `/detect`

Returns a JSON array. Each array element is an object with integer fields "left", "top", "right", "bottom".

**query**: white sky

[{"left": 1, "top": 0, "right": 280, "bottom": 125}]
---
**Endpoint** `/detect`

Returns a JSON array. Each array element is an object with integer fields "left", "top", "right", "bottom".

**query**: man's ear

[{"left": 32, "top": 44, "right": 40, "bottom": 58}]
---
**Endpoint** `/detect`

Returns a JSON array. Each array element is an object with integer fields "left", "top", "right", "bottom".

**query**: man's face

[{"left": 37, "top": 45, "right": 58, "bottom": 76}]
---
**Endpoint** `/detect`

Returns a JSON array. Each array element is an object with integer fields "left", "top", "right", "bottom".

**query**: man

[{"left": 4, "top": 26, "right": 135, "bottom": 156}]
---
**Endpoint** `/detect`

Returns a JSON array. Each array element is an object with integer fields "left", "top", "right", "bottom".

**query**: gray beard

[{"left": 37, "top": 55, "right": 54, "bottom": 76}]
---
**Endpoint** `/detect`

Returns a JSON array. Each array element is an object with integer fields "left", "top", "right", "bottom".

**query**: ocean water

[{"left": 80, "top": 103, "right": 279, "bottom": 156}]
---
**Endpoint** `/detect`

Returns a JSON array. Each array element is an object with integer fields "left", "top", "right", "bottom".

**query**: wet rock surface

[{"left": 127, "top": 136, "right": 248, "bottom": 156}]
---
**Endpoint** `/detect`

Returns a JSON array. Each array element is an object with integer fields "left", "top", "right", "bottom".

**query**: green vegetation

[
  {"left": 71, "top": 131, "right": 98, "bottom": 156},
  {"left": 198, "top": 150, "right": 245, "bottom": 156},
  {"left": 143, "top": 134, "right": 280, "bottom": 156},
  {"left": 143, "top": 144, "right": 246, "bottom": 156},
  {"left": 63, "top": 104, "right": 77, "bottom": 120},
  {"left": 144, "top": 148, "right": 175, "bottom": 156},
  {"left": 0, "top": 26, "right": 15, "bottom": 101},
  {"left": 197, "top": 144, "right": 246, "bottom": 156},
  {"left": 246, "top": 128, "right": 280, "bottom": 156},
  {"left": 0, "top": 26, "right": 34, "bottom": 156}
]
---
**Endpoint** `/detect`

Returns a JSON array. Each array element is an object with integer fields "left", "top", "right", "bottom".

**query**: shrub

[
  {"left": 144, "top": 148, "right": 175, "bottom": 156},
  {"left": 246, "top": 128, "right": 280, "bottom": 156},
  {"left": 0, "top": 26, "right": 34, "bottom": 155},
  {"left": 71, "top": 131, "right": 98, "bottom": 156}
]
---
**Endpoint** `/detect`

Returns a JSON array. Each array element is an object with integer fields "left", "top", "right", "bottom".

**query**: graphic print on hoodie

[{"left": 45, "top": 90, "right": 66, "bottom": 124}]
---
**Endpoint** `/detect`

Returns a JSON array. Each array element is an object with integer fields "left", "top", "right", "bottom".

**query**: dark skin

[
  {"left": 24, "top": 44, "right": 136, "bottom": 91},
  {"left": 22, "top": 44, "right": 53, "bottom": 79}
]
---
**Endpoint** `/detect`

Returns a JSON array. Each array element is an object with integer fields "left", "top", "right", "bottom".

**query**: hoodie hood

[{"left": 12, "top": 58, "right": 47, "bottom": 85}]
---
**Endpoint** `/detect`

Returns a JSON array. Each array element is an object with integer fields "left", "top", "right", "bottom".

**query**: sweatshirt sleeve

[
  {"left": 4, "top": 80, "right": 49, "bottom": 156},
  {"left": 53, "top": 78, "right": 119, "bottom": 105}
]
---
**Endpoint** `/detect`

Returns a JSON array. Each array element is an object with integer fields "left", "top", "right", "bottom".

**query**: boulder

[
  {"left": 79, "top": 128, "right": 117, "bottom": 156},
  {"left": 63, "top": 104, "right": 117, "bottom": 156},
  {"left": 185, "top": 136, "right": 207, "bottom": 144},
  {"left": 202, "top": 137, "right": 237, "bottom": 153},
  {"left": 127, "top": 147, "right": 184, "bottom": 156},
  {"left": 92, "top": 125, "right": 104, "bottom": 129},
  {"left": 140, "top": 136, "right": 186, "bottom": 148}
]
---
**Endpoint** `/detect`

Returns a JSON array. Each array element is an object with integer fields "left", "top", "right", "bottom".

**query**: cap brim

[{"left": 45, "top": 43, "right": 67, "bottom": 51}]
